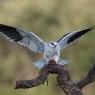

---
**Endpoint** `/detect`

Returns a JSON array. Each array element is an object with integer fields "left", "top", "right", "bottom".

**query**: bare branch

[
  {"left": 15, "top": 68, "right": 48, "bottom": 89},
  {"left": 15, "top": 64, "right": 82, "bottom": 95},
  {"left": 77, "top": 64, "right": 95, "bottom": 89},
  {"left": 15, "top": 63, "right": 95, "bottom": 95}
]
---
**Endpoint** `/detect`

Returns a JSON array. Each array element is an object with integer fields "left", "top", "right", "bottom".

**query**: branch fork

[{"left": 15, "top": 64, "right": 95, "bottom": 95}]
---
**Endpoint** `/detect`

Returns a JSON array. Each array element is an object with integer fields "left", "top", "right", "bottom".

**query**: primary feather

[
  {"left": 58, "top": 28, "right": 93, "bottom": 50},
  {"left": 0, "top": 24, "right": 45, "bottom": 53}
]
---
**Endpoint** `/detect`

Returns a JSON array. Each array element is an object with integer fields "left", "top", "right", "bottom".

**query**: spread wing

[
  {"left": 0, "top": 24, "right": 45, "bottom": 53},
  {"left": 57, "top": 28, "right": 93, "bottom": 50}
]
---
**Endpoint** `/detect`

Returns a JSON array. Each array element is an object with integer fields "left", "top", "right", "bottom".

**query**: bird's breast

[{"left": 44, "top": 43, "right": 60, "bottom": 62}]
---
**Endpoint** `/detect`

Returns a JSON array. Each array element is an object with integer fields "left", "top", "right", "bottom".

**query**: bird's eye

[
  {"left": 52, "top": 42, "right": 57, "bottom": 46},
  {"left": 51, "top": 43, "right": 54, "bottom": 45}
]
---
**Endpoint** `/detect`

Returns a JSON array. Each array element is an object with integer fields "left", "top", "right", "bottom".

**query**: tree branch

[
  {"left": 15, "top": 63, "right": 95, "bottom": 95},
  {"left": 77, "top": 64, "right": 95, "bottom": 89}
]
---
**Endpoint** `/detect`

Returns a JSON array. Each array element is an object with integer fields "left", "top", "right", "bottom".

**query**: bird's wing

[
  {"left": 0, "top": 24, "right": 45, "bottom": 53},
  {"left": 57, "top": 28, "right": 93, "bottom": 50}
]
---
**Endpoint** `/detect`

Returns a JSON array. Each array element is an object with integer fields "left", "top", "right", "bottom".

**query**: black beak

[{"left": 53, "top": 44, "right": 57, "bottom": 47}]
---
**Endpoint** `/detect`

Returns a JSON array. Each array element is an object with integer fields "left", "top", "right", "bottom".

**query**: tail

[
  {"left": 33, "top": 59, "right": 46, "bottom": 69},
  {"left": 57, "top": 58, "right": 69, "bottom": 65}
]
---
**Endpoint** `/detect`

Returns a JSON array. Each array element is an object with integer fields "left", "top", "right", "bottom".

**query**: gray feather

[
  {"left": 58, "top": 27, "right": 93, "bottom": 50},
  {"left": 0, "top": 24, "right": 45, "bottom": 53}
]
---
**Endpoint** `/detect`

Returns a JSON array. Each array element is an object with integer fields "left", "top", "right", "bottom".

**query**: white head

[{"left": 49, "top": 41, "right": 58, "bottom": 47}]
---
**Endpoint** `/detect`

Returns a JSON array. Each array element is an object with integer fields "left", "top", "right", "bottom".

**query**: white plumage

[{"left": 0, "top": 24, "right": 93, "bottom": 68}]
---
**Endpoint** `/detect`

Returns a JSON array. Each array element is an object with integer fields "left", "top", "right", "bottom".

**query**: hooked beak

[{"left": 54, "top": 44, "right": 57, "bottom": 47}]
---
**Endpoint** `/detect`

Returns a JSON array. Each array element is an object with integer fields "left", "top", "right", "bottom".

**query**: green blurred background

[{"left": 0, "top": 0, "right": 95, "bottom": 95}]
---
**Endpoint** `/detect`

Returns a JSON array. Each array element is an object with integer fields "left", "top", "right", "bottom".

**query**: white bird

[{"left": 0, "top": 24, "right": 93, "bottom": 68}]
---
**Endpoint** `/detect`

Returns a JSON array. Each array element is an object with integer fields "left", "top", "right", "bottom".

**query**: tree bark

[{"left": 15, "top": 63, "right": 95, "bottom": 95}]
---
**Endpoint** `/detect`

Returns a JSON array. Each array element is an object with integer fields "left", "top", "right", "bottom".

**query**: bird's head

[{"left": 49, "top": 41, "right": 58, "bottom": 47}]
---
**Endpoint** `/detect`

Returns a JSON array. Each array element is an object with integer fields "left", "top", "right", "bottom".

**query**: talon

[{"left": 49, "top": 60, "right": 56, "bottom": 64}]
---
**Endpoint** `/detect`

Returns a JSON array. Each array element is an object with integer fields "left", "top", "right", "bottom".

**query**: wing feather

[
  {"left": 58, "top": 28, "right": 93, "bottom": 50},
  {"left": 0, "top": 24, "right": 45, "bottom": 53}
]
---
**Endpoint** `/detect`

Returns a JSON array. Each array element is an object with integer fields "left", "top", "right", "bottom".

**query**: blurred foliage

[{"left": 0, "top": 0, "right": 95, "bottom": 95}]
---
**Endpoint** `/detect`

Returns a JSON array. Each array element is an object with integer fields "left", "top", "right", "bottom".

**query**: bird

[{"left": 0, "top": 24, "right": 93, "bottom": 68}]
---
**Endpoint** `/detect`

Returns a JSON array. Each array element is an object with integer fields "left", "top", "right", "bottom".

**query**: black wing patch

[
  {"left": 57, "top": 32, "right": 70, "bottom": 43},
  {"left": 67, "top": 28, "right": 93, "bottom": 44},
  {"left": 0, "top": 24, "right": 23, "bottom": 41}
]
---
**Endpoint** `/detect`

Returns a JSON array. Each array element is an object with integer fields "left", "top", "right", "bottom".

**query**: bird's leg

[
  {"left": 49, "top": 60, "right": 56, "bottom": 64},
  {"left": 46, "top": 78, "right": 48, "bottom": 86}
]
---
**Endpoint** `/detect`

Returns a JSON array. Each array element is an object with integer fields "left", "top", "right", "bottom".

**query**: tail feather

[
  {"left": 34, "top": 58, "right": 69, "bottom": 68},
  {"left": 33, "top": 59, "right": 46, "bottom": 69},
  {"left": 58, "top": 58, "right": 69, "bottom": 65}
]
